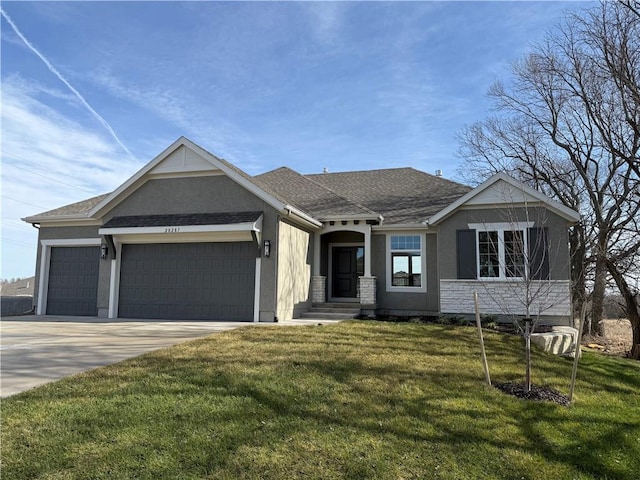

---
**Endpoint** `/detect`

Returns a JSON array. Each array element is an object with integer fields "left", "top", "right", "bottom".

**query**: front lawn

[{"left": 2, "top": 321, "right": 639, "bottom": 479}]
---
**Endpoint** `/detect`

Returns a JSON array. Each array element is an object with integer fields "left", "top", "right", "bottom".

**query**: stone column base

[
  {"left": 312, "top": 276, "right": 326, "bottom": 303},
  {"left": 359, "top": 276, "right": 376, "bottom": 305}
]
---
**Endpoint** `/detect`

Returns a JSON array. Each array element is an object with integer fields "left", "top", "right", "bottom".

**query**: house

[{"left": 23, "top": 137, "right": 580, "bottom": 323}]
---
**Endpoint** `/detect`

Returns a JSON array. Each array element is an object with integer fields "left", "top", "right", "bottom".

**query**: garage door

[
  {"left": 118, "top": 242, "right": 256, "bottom": 321},
  {"left": 46, "top": 246, "right": 100, "bottom": 316}
]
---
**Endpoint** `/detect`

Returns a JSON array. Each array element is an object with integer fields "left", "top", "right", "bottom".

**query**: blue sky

[{"left": 0, "top": 0, "right": 588, "bottom": 280}]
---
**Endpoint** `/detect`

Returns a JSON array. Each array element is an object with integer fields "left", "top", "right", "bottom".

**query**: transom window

[
  {"left": 478, "top": 228, "right": 527, "bottom": 279},
  {"left": 390, "top": 235, "right": 422, "bottom": 287}
]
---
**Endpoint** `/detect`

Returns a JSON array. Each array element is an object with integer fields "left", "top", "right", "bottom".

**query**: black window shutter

[
  {"left": 528, "top": 227, "right": 549, "bottom": 280},
  {"left": 456, "top": 229, "right": 477, "bottom": 279}
]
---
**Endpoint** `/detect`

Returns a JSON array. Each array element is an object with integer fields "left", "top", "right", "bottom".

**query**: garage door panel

[
  {"left": 47, "top": 246, "right": 99, "bottom": 316},
  {"left": 118, "top": 242, "right": 256, "bottom": 321}
]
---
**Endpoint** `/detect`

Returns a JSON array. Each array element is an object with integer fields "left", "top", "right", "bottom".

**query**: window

[
  {"left": 390, "top": 235, "right": 422, "bottom": 287},
  {"left": 477, "top": 228, "right": 526, "bottom": 279}
]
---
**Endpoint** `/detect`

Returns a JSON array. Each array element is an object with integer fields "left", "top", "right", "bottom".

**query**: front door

[{"left": 332, "top": 246, "right": 364, "bottom": 298}]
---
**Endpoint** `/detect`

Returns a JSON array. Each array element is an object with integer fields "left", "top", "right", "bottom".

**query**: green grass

[{"left": 2, "top": 321, "right": 639, "bottom": 480}]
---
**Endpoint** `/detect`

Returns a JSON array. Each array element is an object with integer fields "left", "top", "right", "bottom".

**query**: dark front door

[{"left": 332, "top": 246, "right": 364, "bottom": 298}]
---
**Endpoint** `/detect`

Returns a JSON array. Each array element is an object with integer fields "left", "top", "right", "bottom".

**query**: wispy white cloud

[
  {"left": 88, "top": 69, "right": 267, "bottom": 173},
  {"left": 0, "top": 78, "right": 142, "bottom": 277},
  {"left": 303, "top": 2, "right": 346, "bottom": 46},
  {"left": 0, "top": 7, "right": 136, "bottom": 161}
]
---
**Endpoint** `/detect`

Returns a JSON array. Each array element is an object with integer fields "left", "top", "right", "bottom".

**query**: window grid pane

[
  {"left": 392, "top": 254, "right": 410, "bottom": 286},
  {"left": 505, "top": 230, "right": 525, "bottom": 278},
  {"left": 391, "top": 235, "right": 421, "bottom": 251},
  {"left": 479, "top": 231, "right": 499, "bottom": 278}
]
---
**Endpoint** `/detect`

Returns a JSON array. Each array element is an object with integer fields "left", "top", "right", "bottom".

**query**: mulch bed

[{"left": 495, "top": 382, "right": 570, "bottom": 406}]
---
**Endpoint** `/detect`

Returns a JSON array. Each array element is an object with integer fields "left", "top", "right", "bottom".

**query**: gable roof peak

[{"left": 427, "top": 172, "right": 581, "bottom": 225}]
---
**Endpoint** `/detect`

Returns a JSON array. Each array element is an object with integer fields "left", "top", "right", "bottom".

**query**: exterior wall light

[
  {"left": 263, "top": 240, "right": 271, "bottom": 258},
  {"left": 101, "top": 243, "right": 109, "bottom": 259}
]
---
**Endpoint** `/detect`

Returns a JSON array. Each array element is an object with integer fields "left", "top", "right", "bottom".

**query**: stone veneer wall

[{"left": 440, "top": 279, "right": 571, "bottom": 317}]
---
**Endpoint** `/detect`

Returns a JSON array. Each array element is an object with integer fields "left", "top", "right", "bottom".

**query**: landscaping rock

[{"left": 531, "top": 326, "right": 580, "bottom": 357}]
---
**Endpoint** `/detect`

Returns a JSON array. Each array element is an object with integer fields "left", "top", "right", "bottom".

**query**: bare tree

[
  {"left": 458, "top": 1, "right": 640, "bottom": 357},
  {"left": 470, "top": 199, "right": 570, "bottom": 391}
]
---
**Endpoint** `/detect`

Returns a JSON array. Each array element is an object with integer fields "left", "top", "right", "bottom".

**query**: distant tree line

[{"left": 0, "top": 277, "right": 27, "bottom": 285}]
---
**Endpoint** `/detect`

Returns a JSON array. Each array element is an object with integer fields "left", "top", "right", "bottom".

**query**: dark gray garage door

[
  {"left": 118, "top": 242, "right": 256, "bottom": 321},
  {"left": 47, "top": 246, "right": 99, "bottom": 316}
]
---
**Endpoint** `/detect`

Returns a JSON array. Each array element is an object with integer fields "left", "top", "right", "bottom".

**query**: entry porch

[{"left": 310, "top": 222, "right": 377, "bottom": 308}]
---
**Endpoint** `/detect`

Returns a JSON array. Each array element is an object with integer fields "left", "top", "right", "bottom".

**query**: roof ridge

[
  {"left": 306, "top": 166, "right": 415, "bottom": 176},
  {"left": 307, "top": 166, "right": 469, "bottom": 188}
]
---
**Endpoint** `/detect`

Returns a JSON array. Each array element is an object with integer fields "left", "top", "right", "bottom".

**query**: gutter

[
  {"left": 284, "top": 205, "right": 323, "bottom": 229},
  {"left": 319, "top": 214, "right": 384, "bottom": 224},
  {"left": 22, "top": 213, "right": 98, "bottom": 225}
]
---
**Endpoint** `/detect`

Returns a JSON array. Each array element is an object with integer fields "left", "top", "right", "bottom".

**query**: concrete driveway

[{"left": 0, "top": 315, "right": 256, "bottom": 398}]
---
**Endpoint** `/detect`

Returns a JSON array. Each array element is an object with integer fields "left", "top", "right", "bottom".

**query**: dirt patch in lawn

[{"left": 583, "top": 318, "right": 632, "bottom": 357}]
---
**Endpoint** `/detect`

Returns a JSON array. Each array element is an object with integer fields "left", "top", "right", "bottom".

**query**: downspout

[
  {"left": 31, "top": 222, "right": 40, "bottom": 313},
  {"left": 104, "top": 234, "right": 116, "bottom": 259},
  {"left": 273, "top": 215, "right": 280, "bottom": 322}
]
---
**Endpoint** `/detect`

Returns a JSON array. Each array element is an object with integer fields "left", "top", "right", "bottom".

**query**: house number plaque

[{"left": 164, "top": 227, "right": 181, "bottom": 233}]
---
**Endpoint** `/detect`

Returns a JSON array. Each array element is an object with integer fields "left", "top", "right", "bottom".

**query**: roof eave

[
  {"left": 22, "top": 213, "right": 95, "bottom": 224},
  {"left": 284, "top": 205, "right": 323, "bottom": 229},
  {"left": 318, "top": 213, "right": 383, "bottom": 222},
  {"left": 372, "top": 223, "right": 430, "bottom": 231}
]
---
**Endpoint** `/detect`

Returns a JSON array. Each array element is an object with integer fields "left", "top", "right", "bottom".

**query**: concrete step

[
  {"left": 300, "top": 311, "right": 359, "bottom": 320},
  {"left": 312, "top": 302, "right": 361, "bottom": 309},
  {"left": 309, "top": 307, "right": 361, "bottom": 314}
]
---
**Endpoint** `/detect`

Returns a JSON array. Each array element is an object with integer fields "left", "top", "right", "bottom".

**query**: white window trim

[
  {"left": 386, "top": 232, "right": 427, "bottom": 293},
  {"left": 468, "top": 222, "right": 534, "bottom": 281}
]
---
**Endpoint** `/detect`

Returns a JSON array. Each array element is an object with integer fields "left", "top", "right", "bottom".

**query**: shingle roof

[
  {"left": 102, "top": 211, "right": 263, "bottom": 228},
  {"left": 24, "top": 157, "right": 471, "bottom": 226},
  {"left": 28, "top": 193, "right": 111, "bottom": 219},
  {"left": 253, "top": 167, "right": 379, "bottom": 219},
  {"left": 306, "top": 168, "right": 471, "bottom": 224}
]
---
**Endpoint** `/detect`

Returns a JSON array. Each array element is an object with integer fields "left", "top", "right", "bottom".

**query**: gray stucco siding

[
  {"left": 436, "top": 207, "right": 570, "bottom": 281},
  {"left": 105, "top": 176, "right": 274, "bottom": 219},
  {"left": 371, "top": 232, "right": 439, "bottom": 315},
  {"left": 104, "top": 175, "right": 282, "bottom": 321},
  {"left": 32, "top": 175, "right": 292, "bottom": 321}
]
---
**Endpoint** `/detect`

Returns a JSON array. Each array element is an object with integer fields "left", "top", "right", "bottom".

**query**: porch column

[
  {"left": 312, "top": 231, "right": 326, "bottom": 303},
  {"left": 313, "top": 231, "right": 321, "bottom": 276},
  {"left": 364, "top": 224, "right": 372, "bottom": 276},
  {"left": 360, "top": 224, "right": 376, "bottom": 305}
]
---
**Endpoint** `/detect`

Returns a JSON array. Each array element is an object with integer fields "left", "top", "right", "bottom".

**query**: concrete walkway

[{"left": 0, "top": 315, "right": 340, "bottom": 398}]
